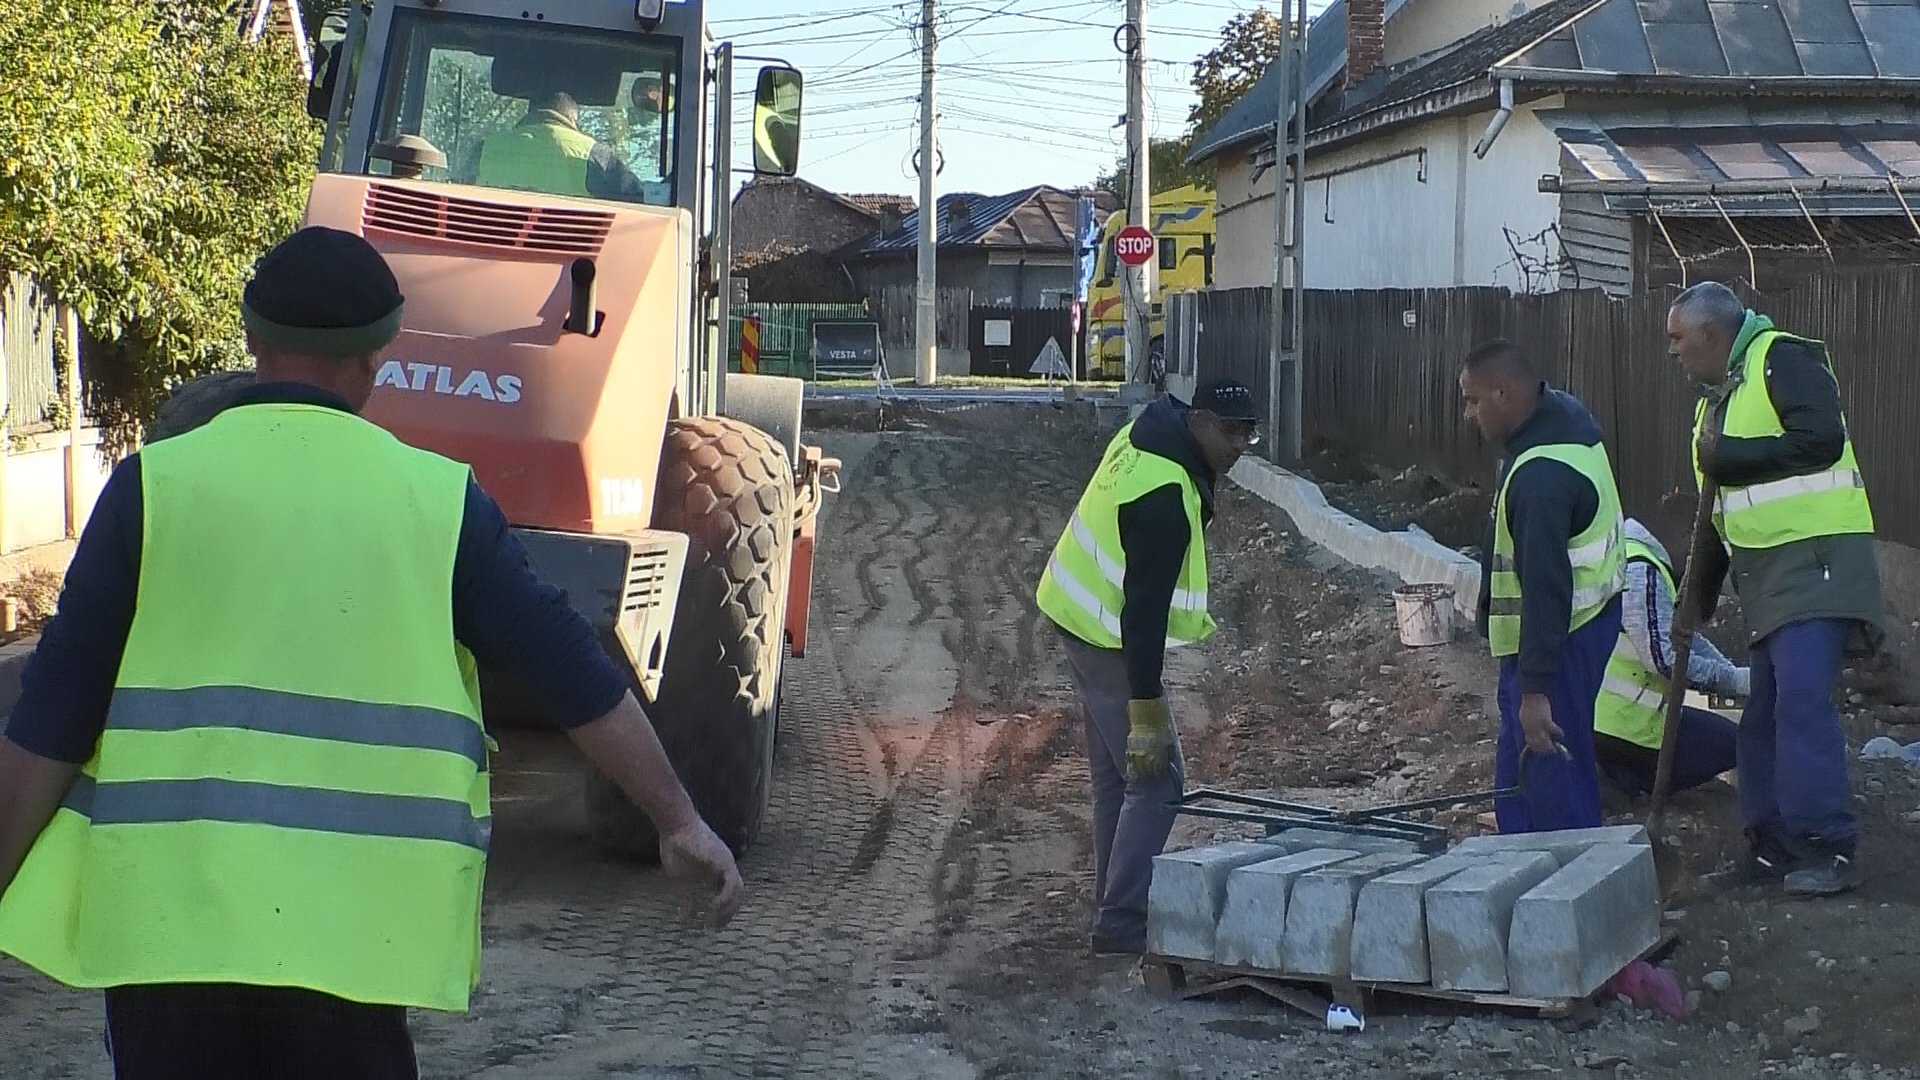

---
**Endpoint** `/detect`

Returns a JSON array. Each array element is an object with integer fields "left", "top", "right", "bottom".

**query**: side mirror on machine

[{"left": 752, "top": 66, "right": 802, "bottom": 177}]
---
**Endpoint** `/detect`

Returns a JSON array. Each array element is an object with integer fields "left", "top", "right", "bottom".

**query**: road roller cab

[{"left": 294, "top": 0, "right": 833, "bottom": 857}]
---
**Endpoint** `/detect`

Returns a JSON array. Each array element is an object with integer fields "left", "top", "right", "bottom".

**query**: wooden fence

[
  {"left": 872, "top": 284, "right": 973, "bottom": 351},
  {"left": 966, "top": 306, "right": 1079, "bottom": 378},
  {"left": 1181, "top": 267, "right": 1920, "bottom": 549}
]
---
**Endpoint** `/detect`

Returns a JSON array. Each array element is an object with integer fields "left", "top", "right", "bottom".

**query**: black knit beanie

[{"left": 241, "top": 227, "right": 406, "bottom": 357}]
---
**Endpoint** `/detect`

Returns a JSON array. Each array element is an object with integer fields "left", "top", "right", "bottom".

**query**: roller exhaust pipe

[{"left": 566, "top": 257, "right": 599, "bottom": 335}]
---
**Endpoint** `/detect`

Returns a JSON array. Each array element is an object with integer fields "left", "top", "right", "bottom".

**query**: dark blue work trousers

[
  {"left": 1494, "top": 597, "right": 1621, "bottom": 834},
  {"left": 1740, "top": 618, "right": 1856, "bottom": 855},
  {"left": 1594, "top": 705, "right": 1740, "bottom": 796}
]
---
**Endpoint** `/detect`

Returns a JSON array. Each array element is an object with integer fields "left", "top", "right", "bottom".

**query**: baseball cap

[{"left": 1191, "top": 379, "right": 1259, "bottom": 423}]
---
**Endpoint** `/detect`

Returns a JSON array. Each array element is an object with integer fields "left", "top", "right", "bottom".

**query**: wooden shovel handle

[{"left": 1648, "top": 418, "right": 1725, "bottom": 829}]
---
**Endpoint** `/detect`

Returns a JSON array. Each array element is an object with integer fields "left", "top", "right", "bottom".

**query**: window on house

[
  {"left": 1159, "top": 237, "right": 1179, "bottom": 270},
  {"left": 1038, "top": 288, "right": 1070, "bottom": 309}
]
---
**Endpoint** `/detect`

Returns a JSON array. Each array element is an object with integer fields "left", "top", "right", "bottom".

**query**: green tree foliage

[
  {"left": 1094, "top": 8, "right": 1289, "bottom": 197},
  {"left": 0, "top": 0, "right": 318, "bottom": 445},
  {"left": 1094, "top": 137, "right": 1210, "bottom": 198},
  {"left": 1187, "top": 8, "right": 1288, "bottom": 140}
]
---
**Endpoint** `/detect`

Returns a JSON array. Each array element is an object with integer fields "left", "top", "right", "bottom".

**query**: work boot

[
  {"left": 1702, "top": 851, "right": 1792, "bottom": 893},
  {"left": 1702, "top": 832, "right": 1797, "bottom": 894},
  {"left": 1784, "top": 853, "right": 1860, "bottom": 897}
]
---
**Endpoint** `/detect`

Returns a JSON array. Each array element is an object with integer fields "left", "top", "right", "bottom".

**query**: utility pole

[
  {"left": 914, "top": 0, "right": 939, "bottom": 387},
  {"left": 1267, "top": 0, "right": 1308, "bottom": 462},
  {"left": 1122, "top": 0, "right": 1152, "bottom": 394}
]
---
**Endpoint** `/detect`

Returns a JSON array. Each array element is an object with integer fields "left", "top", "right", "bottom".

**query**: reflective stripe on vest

[
  {"left": 1593, "top": 539, "right": 1675, "bottom": 750},
  {"left": 1487, "top": 440, "right": 1626, "bottom": 658},
  {"left": 1692, "top": 329, "right": 1874, "bottom": 550},
  {"left": 0, "top": 404, "right": 489, "bottom": 1012},
  {"left": 1036, "top": 421, "right": 1216, "bottom": 650}
]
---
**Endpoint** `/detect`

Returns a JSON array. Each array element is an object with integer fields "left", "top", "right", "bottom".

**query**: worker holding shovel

[
  {"left": 1036, "top": 380, "right": 1261, "bottom": 956},
  {"left": 1458, "top": 340, "right": 1627, "bottom": 834},
  {"left": 1667, "top": 281, "right": 1885, "bottom": 897}
]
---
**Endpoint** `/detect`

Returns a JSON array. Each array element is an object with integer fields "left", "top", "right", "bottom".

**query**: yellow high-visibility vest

[
  {"left": 1037, "top": 421, "right": 1215, "bottom": 650},
  {"left": 475, "top": 117, "right": 595, "bottom": 197},
  {"left": 0, "top": 403, "right": 490, "bottom": 1011},
  {"left": 1692, "top": 329, "right": 1873, "bottom": 550},
  {"left": 1487, "top": 441, "right": 1626, "bottom": 658},
  {"left": 1594, "top": 536, "right": 1675, "bottom": 750}
]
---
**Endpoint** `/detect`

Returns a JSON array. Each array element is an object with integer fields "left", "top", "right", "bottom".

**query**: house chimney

[
  {"left": 946, "top": 197, "right": 971, "bottom": 236},
  {"left": 881, "top": 206, "right": 903, "bottom": 238},
  {"left": 1347, "top": 0, "right": 1386, "bottom": 90}
]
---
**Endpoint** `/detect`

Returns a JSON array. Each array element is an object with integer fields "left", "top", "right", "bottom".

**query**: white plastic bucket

[{"left": 1393, "top": 583, "right": 1456, "bottom": 647}]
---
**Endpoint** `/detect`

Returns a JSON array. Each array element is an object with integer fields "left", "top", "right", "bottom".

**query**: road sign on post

[{"left": 1114, "top": 224, "right": 1155, "bottom": 267}]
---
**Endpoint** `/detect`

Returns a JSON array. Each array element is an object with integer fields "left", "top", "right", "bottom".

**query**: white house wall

[
  {"left": 1211, "top": 102, "right": 1565, "bottom": 293},
  {"left": 1384, "top": 0, "right": 1560, "bottom": 67}
]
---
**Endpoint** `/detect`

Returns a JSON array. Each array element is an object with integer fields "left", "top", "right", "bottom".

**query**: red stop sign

[{"left": 1114, "top": 224, "right": 1155, "bottom": 267}]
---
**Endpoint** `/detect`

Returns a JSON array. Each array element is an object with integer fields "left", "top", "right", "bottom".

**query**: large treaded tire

[{"left": 587, "top": 415, "right": 794, "bottom": 859}]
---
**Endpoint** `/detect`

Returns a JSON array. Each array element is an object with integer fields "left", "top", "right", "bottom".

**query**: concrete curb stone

[
  {"left": 1147, "top": 842, "right": 1287, "bottom": 960},
  {"left": 1426, "top": 851, "right": 1560, "bottom": 993},
  {"left": 1507, "top": 844, "right": 1662, "bottom": 998},
  {"left": 1214, "top": 848, "right": 1362, "bottom": 969},
  {"left": 1280, "top": 851, "right": 1425, "bottom": 978}
]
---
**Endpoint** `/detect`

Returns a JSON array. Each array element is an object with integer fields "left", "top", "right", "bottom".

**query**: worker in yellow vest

[
  {"left": 475, "top": 91, "right": 647, "bottom": 202},
  {"left": 1668, "top": 281, "right": 1885, "bottom": 897},
  {"left": 1036, "top": 381, "right": 1260, "bottom": 955},
  {"left": 1459, "top": 340, "right": 1626, "bottom": 834},
  {"left": 1592, "top": 517, "right": 1747, "bottom": 801},
  {"left": 0, "top": 228, "right": 741, "bottom": 1077}
]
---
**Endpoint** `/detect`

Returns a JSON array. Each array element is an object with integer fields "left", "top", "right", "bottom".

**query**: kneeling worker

[
  {"left": 1592, "top": 517, "right": 1747, "bottom": 799},
  {"left": 1036, "top": 381, "right": 1260, "bottom": 955},
  {"left": 1458, "top": 340, "right": 1626, "bottom": 834}
]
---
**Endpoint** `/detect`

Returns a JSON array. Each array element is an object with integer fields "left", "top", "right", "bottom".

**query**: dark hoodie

[
  {"left": 1115, "top": 397, "right": 1217, "bottom": 700},
  {"left": 1474, "top": 387, "right": 1605, "bottom": 694}
]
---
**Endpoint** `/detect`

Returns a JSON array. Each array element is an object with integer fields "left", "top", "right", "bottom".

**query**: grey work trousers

[{"left": 1060, "top": 630, "right": 1184, "bottom": 940}]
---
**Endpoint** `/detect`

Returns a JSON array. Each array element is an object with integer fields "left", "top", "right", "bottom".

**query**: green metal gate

[{"left": 729, "top": 303, "right": 870, "bottom": 379}]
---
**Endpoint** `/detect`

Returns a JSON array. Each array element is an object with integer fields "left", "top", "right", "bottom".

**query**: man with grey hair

[{"left": 1668, "top": 280, "right": 1884, "bottom": 897}]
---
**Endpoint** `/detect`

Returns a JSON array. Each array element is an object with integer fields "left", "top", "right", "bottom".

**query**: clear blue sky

[{"left": 708, "top": 0, "right": 1304, "bottom": 198}]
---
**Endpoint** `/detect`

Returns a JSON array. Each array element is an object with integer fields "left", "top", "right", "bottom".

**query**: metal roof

[
  {"left": 1190, "top": 0, "right": 1597, "bottom": 163},
  {"left": 1547, "top": 101, "right": 1920, "bottom": 213},
  {"left": 1502, "top": 0, "right": 1920, "bottom": 79},
  {"left": 858, "top": 186, "right": 1081, "bottom": 255},
  {"left": 1190, "top": 0, "right": 1920, "bottom": 165}
]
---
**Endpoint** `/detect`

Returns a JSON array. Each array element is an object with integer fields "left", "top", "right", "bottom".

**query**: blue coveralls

[{"left": 1495, "top": 595, "right": 1621, "bottom": 833}]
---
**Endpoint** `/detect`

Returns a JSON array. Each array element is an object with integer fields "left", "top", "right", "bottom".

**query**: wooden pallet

[{"left": 1142, "top": 928, "right": 1679, "bottom": 1023}]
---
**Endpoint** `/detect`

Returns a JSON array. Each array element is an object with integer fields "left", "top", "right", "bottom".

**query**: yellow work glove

[{"left": 1126, "top": 697, "right": 1175, "bottom": 782}]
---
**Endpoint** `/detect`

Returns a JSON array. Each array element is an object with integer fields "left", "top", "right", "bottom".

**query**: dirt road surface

[{"left": 6, "top": 399, "right": 1920, "bottom": 1078}]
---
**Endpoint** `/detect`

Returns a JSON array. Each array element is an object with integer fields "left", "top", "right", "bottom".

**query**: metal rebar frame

[
  {"left": 1709, "top": 192, "right": 1758, "bottom": 288},
  {"left": 1650, "top": 207, "right": 1689, "bottom": 288},
  {"left": 1890, "top": 178, "right": 1920, "bottom": 241},
  {"left": 1790, "top": 186, "right": 1834, "bottom": 264}
]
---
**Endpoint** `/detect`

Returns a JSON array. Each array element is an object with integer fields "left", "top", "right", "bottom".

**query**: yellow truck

[{"left": 1085, "top": 185, "right": 1216, "bottom": 379}]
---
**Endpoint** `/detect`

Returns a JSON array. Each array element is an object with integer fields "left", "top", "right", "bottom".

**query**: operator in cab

[
  {"left": 475, "top": 90, "right": 648, "bottom": 202},
  {"left": 0, "top": 228, "right": 741, "bottom": 1078},
  {"left": 1036, "top": 380, "right": 1261, "bottom": 957}
]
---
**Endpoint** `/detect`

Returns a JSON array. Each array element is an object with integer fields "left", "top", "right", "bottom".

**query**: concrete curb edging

[{"left": 1227, "top": 457, "right": 1483, "bottom": 604}]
